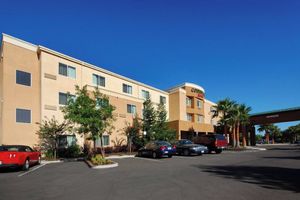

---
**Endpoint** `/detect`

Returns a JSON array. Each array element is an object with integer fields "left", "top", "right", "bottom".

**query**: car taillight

[
  {"left": 9, "top": 154, "right": 16, "bottom": 158},
  {"left": 172, "top": 145, "right": 176, "bottom": 149},
  {"left": 160, "top": 146, "right": 167, "bottom": 151}
]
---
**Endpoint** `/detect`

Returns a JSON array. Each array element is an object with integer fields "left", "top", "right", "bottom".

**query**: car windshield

[
  {"left": 156, "top": 141, "right": 171, "bottom": 146},
  {"left": 0, "top": 146, "right": 22, "bottom": 152},
  {"left": 215, "top": 134, "right": 225, "bottom": 140},
  {"left": 182, "top": 140, "right": 193, "bottom": 144}
]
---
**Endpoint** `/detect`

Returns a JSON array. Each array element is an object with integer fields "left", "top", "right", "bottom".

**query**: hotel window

[
  {"left": 186, "top": 113, "right": 193, "bottom": 122},
  {"left": 96, "top": 98, "right": 109, "bottom": 108},
  {"left": 92, "top": 74, "right": 105, "bottom": 87},
  {"left": 16, "top": 70, "right": 31, "bottom": 86},
  {"left": 123, "top": 84, "right": 132, "bottom": 94},
  {"left": 59, "top": 92, "right": 75, "bottom": 105},
  {"left": 186, "top": 97, "right": 192, "bottom": 107},
  {"left": 127, "top": 104, "right": 136, "bottom": 114},
  {"left": 160, "top": 96, "right": 166, "bottom": 104},
  {"left": 96, "top": 135, "right": 110, "bottom": 147},
  {"left": 16, "top": 108, "right": 31, "bottom": 123},
  {"left": 196, "top": 99, "right": 203, "bottom": 109},
  {"left": 141, "top": 90, "right": 150, "bottom": 99},
  {"left": 197, "top": 115, "right": 204, "bottom": 123},
  {"left": 59, "top": 63, "right": 76, "bottom": 78}
]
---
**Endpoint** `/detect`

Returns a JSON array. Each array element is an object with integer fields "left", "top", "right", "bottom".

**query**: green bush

[
  {"left": 58, "top": 145, "right": 82, "bottom": 158},
  {"left": 90, "top": 154, "right": 113, "bottom": 165},
  {"left": 44, "top": 149, "right": 55, "bottom": 160}
]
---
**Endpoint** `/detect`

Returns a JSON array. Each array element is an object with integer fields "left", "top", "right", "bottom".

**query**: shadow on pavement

[
  {"left": 197, "top": 165, "right": 300, "bottom": 193},
  {"left": 263, "top": 156, "right": 300, "bottom": 160},
  {"left": 0, "top": 167, "right": 21, "bottom": 173}
]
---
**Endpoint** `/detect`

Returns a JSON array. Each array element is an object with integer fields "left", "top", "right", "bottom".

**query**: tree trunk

[
  {"left": 236, "top": 122, "right": 240, "bottom": 148},
  {"left": 265, "top": 131, "right": 270, "bottom": 144},
  {"left": 100, "top": 136, "right": 105, "bottom": 158},
  {"left": 242, "top": 125, "right": 247, "bottom": 147},
  {"left": 224, "top": 124, "right": 229, "bottom": 144},
  {"left": 232, "top": 125, "right": 236, "bottom": 148}
]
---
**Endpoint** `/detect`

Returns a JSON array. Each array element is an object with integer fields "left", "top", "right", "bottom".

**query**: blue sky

[{"left": 1, "top": 0, "right": 299, "bottom": 129}]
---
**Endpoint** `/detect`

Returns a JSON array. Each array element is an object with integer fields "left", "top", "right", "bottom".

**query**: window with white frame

[
  {"left": 59, "top": 92, "right": 76, "bottom": 105},
  {"left": 16, "top": 108, "right": 31, "bottom": 123},
  {"left": 58, "top": 63, "right": 76, "bottom": 78},
  {"left": 95, "top": 135, "right": 110, "bottom": 146},
  {"left": 92, "top": 74, "right": 105, "bottom": 87},
  {"left": 160, "top": 96, "right": 166, "bottom": 104},
  {"left": 196, "top": 99, "right": 203, "bottom": 109},
  {"left": 141, "top": 90, "right": 150, "bottom": 99},
  {"left": 186, "top": 113, "right": 193, "bottom": 122},
  {"left": 197, "top": 115, "right": 204, "bottom": 123},
  {"left": 16, "top": 70, "right": 31, "bottom": 86},
  {"left": 186, "top": 97, "right": 192, "bottom": 107},
  {"left": 123, "top": 84, "right": 132, "bottom": 94},
  {"left": 127, "top": 104, "right": 136, "bottom": 114}
]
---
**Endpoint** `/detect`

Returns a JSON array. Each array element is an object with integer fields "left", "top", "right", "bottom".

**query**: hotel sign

[{"left": 190, "top": 88, "right": 204, "bottom": 98}]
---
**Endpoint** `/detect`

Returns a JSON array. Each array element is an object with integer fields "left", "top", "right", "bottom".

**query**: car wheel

[
  {"left": 152, "top": 152, "right": 157, "bottom": 159},
  {"left": 23, "top": 159, "right": 30, "bottom": 171},
  {"left": 37, "top": 156, "right": 41, "bottom": 165},
  {"left": 168, "top": 155, "right": 172, "bottom": 158},
  {"left": 215, "top": 149, "right": 222, "bottom": 154},
  {"left": 183, "top": 149, "right": 190, "bottom": 156},
  {"left": 137, "top": 151, "right": 142, "bottom": 157}
]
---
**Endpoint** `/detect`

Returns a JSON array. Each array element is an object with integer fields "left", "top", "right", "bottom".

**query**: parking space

[{"left": 1, "top": 145, "right": 299, "bottom": 200}]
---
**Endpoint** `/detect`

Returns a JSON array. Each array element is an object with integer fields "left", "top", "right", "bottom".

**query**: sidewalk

[
  {"left": 106, "top": 155, "right": 136, "bottom": 159},
  {"left": 245, "top": 146, "right": 267, "bottom": 151}
]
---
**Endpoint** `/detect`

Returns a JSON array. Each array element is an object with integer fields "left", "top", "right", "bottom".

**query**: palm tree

[
  {"left": 237, "top": 104, "right": 252, "bottom": 147},
  {"left": 258, "top": 124, "right": 273, "bottom": 144},
  {"left": 226, "top": 103, "right": 252, "bottom": 148},
  {"left": 212, "top": 98, "right": 235, "bottom": 144}
]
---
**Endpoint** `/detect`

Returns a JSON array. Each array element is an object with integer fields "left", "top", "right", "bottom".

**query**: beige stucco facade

[
  {"left": 168, "top": 83, "right": 217, "bottom": 140},
  {"left": 0, "top": 33, "right": 218, "bottom": 148},
  {"left": 0, "top": 34, "right": 169, "bottom": 148}
]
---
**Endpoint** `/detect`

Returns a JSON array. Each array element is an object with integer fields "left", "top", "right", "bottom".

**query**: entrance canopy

[{"left": 250, "top": 107, "right": 300, "bottom": 125}]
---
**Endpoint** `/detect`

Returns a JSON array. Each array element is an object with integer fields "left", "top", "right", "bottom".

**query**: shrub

[
  {"left": 58, "top": 145, "right": 82, "bottom": 158},
  {"left": 90, "top": 154, "right": 113, "bottom": 165}
]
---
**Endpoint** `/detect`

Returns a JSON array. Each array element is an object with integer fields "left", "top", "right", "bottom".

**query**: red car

[{"left": 0, "top": 145, "right": 41, "bottom": 170}]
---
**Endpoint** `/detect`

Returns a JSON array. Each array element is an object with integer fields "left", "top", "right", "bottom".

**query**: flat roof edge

[
  {"left": 250, "top": 106, "right": 300, "bottom": 117},
  {"left": 38, "top": 46, "right": 169, "bottom": 95}
]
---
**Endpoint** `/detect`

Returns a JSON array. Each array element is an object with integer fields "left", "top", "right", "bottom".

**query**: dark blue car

[{"left": 138, "top": 141, "right": 176, "bottom": 158}]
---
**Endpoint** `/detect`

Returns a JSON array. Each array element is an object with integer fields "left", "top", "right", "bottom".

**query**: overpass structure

[{"left": 247, "top": 107, "right": 300, "bottom": 145}]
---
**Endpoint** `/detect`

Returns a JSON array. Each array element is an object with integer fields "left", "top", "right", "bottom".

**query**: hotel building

[{"left": 0, "top": 34, "right": 217, "bottom": 148}]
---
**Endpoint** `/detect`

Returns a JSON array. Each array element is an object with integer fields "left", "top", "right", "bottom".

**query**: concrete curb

[
  {"left": 106, "top": 155, "right": 136, "bottom": 159},
  {"left": 41, "top": 160, "right": 63, "bottom": 164},
  {"left": 85, "top": 160, "right": 118, "bottom": 169},
  {"left": 245, "top": 146, "right": 267, "bottom": 151}
]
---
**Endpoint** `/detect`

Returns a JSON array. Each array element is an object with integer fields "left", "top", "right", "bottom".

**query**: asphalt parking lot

[{"left": 0, "top": 145, "right": 299, "bottom": 200}]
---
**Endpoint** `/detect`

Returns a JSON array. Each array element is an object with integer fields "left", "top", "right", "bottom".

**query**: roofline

[
  {"left": 2, "top": 33, "right": 168, "bottom": 95},
  {"left": 250, "top": 106, "right": 300, "bottom": 117},
  {"left": 2, "top": 33, "right": 38, "bottom": 51},
  {"left": 166, "top": 82, "right": 205, "bottom": 93}
]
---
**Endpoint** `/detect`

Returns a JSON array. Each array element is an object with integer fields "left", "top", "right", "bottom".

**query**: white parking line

[
  {"left": 18, "top": 164, "right": 46, "bottom": 177},
  {"left": 132, "top": 157, "right": 162, "bottom": 162},
  {"left": 172, "top": 156, "right": 199, "bottom": 159}
]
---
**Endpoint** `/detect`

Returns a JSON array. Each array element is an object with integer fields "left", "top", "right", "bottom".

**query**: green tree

[
  {"left": 36, "top": 117, "right": 71, "bottom": 159},
  {"left": 62, "top": 85, "right": 115, "bottom": 157},
  {"left": 153, "top": 103, "right": 176, "bottom": 142},
  {"left": 258, "top": 124, "right": 280, "bottom": 144},
  {"left": 142, "top": 97, "right": 157, "bottom": 141},
  {"left": 282, "top": 123, "right": 300, "bottom": 143},
  {"left": 123, "top": 114, "right": 143, "bottom": 152}
]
